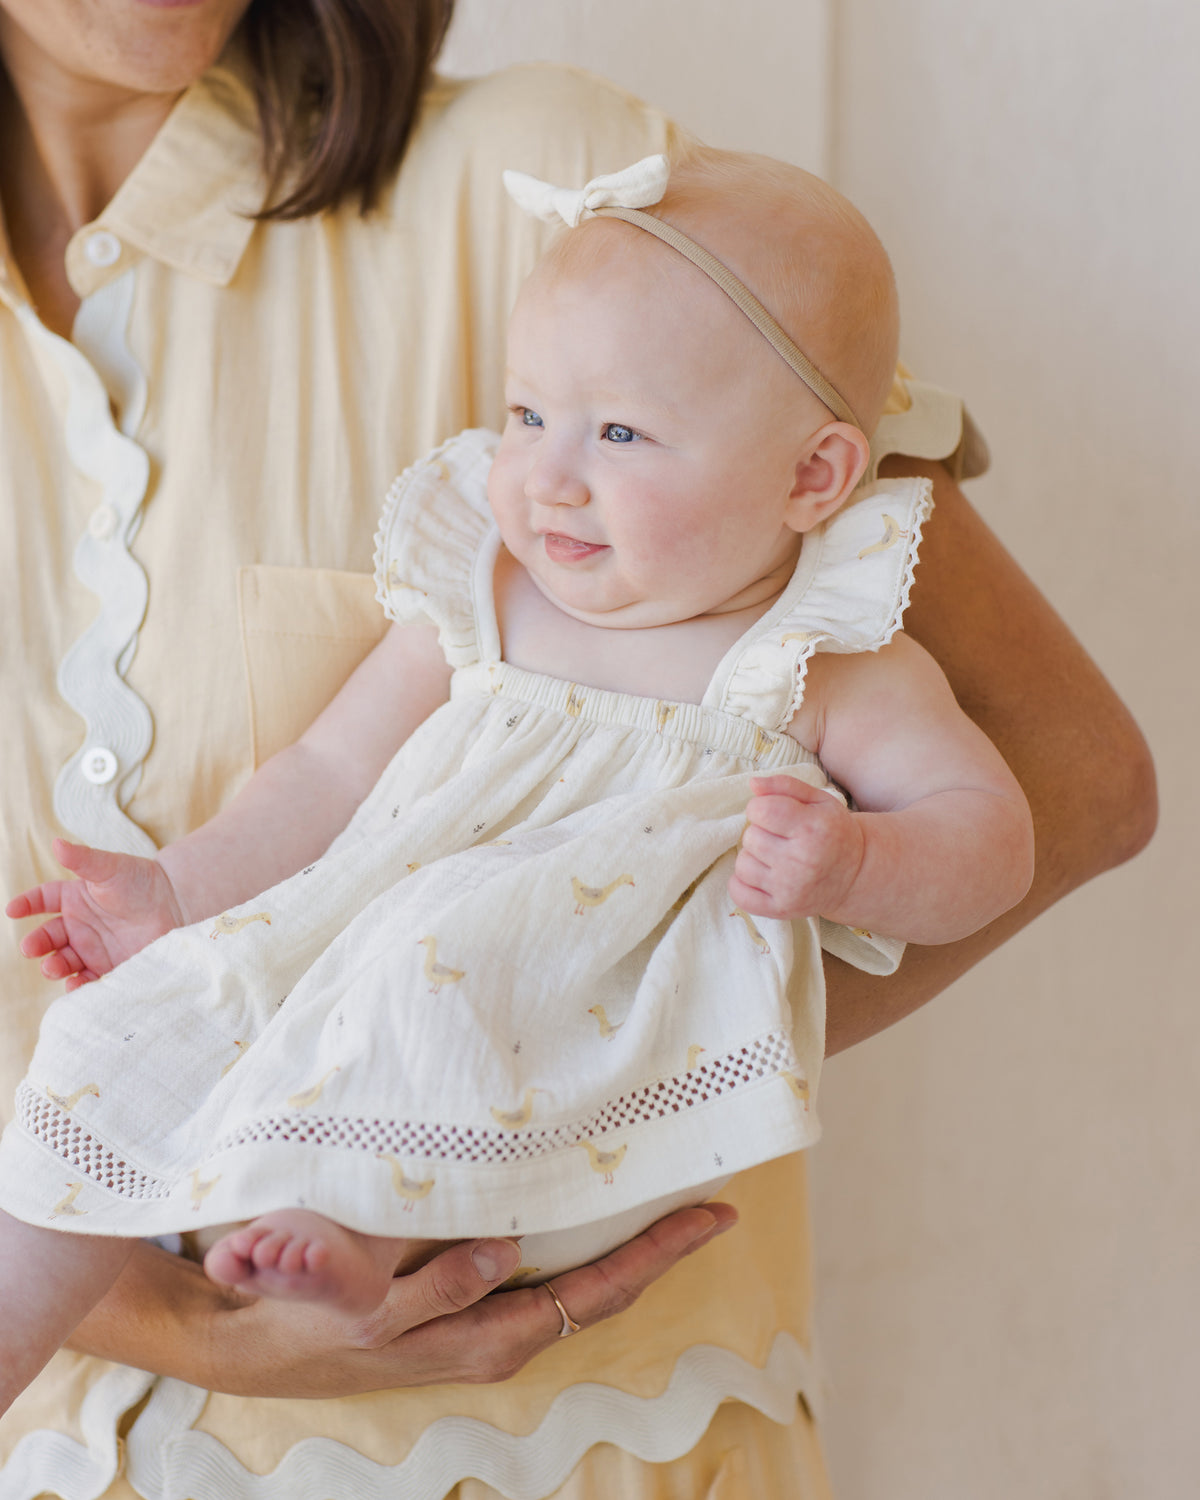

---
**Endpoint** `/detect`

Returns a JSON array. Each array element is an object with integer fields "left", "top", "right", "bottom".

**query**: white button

[
  {"left": 81, "top": 747, "right": 119, "bottom": 785},
  {"left": 88, "top": 504, "right": 119, "bottom": 541},
  {"left": 84, "top": 231, "right": 122, "bottom": 268}
]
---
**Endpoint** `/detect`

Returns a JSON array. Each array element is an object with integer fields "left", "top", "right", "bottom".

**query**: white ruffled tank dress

[{"left": 0, "top": 430, "right": 931, "bottom": 1277}]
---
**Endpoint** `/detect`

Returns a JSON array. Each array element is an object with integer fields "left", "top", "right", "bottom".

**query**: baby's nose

[{"left": 526, "top": 454, "right": 589, "bottom": 508}]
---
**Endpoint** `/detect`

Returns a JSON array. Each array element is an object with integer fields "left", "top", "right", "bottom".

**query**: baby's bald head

[{"left": 538, "top": 144, "right": 899, "bottom": 437}]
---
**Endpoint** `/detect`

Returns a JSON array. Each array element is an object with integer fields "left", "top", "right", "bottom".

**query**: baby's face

[{"left": 488, "top": 238, "right": 824, "bottom": 630}]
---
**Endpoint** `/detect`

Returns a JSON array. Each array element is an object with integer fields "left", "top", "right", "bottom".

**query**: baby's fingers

[
  {"left": 40, "top": 944, "right": 88, "bottom": 981},
  {"left": 5, "top": 882, "right": 66, "bottom": 921},
  {"left": 746, "top": 780, "right": 842, "bottom": 839},
  {"left": 51, "top": 838, "right": 125, "bottom": 885},
  {"left": 19, "top": 916, "right": 71, "bottom": 960},
  {"left": 750, "top": 775, "right": 836, "bottom": 804}
]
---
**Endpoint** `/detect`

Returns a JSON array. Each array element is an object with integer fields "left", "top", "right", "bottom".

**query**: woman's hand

[
  {"left": 6, "top": 838, "right": 183, "bottom": 987},
  {"left": 69, "top": 1205, "right": 737, "bottom": 1398}
]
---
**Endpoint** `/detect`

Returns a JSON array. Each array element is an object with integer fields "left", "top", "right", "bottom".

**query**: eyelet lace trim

[
  {"left": 15, "top": 1034, "right": 796, "bottom": 1197},
  {"left": 16, "top": 1082, "right": 172, "bottom": 1199},
  {"left": 213, "top": 1032, "right": 797, "bottom": 1164}
]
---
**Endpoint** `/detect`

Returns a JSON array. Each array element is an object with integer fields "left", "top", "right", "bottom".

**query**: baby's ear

[{"left": 783, "top": 423, "right": 871, "bottom": 532}]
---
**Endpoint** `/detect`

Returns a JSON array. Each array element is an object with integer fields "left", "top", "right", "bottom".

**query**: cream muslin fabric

[{"left": 0, "top": 431, "right": 929, "bottom": 1272}]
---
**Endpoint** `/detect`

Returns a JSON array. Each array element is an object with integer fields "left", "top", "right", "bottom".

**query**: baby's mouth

[{"left": 542, "top": 533, "right": 608, "bottom": 564}]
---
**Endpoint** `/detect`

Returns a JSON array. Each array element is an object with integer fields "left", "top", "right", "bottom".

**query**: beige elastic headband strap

[{"left": 594, "top": 205, "right": 861, "bottom": 430}]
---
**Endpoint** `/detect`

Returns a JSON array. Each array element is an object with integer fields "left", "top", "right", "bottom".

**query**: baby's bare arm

[
  {"left": 158, "top": 622, "right": 451, "bottom": 920},
  {"left": 734, "top": 634, "right": 1034, "bottom": 941},
  {"left": 8, "top": 624, "right": 452, "bottom": 985},
  {"left": 820, "top": 457, "right": 1156, "bottom": 1054}
]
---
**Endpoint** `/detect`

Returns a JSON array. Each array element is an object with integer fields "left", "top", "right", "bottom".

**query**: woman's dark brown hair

[{"left": 242, "top": 0, "right": 456, "bottom": 220}]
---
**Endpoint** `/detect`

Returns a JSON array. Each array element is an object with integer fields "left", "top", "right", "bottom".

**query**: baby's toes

[
  {"left": 274, "top": 1233, "right": 312, "bottom": 1276},
  {"left": 249, "top": 1228, "right": 293, "bottom": 1271},
  {"left": 302, "top": 1238, "right": 331, "bottom": 1273}
]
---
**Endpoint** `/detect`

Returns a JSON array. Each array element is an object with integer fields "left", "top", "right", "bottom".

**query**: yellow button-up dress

[{"left": 0, "top": 50, "right": 980, "bottom": 1500}]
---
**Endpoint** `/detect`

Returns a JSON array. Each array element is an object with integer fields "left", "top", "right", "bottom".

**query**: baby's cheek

[
  {"left": 487, "top": 458, "right": 526, "bottom": 545},
  {"left": 632, "top": 509, "right": 719, "bottom": 577}
]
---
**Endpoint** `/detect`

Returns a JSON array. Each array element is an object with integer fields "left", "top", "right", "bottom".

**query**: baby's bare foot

[{"left": 203, "top": 1209, "right": 398, "bottom": 1315}]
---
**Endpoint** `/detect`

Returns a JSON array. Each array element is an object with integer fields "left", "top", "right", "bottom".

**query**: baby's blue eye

[
  {"left": 603, "top": 423, "right": 637, "bottom": 443},
  {"left": 520, "top": 408, "right": 544, "bottom": 428}
]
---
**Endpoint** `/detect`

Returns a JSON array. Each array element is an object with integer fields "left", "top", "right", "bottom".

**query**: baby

[{"left": 0, "top": 148, "right": 1033, "bottom": 1410}]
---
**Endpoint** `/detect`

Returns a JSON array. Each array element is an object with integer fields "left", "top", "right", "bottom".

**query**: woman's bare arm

[
  {"left": 822, "top": 457, "right": 1157, "bottom": 1056},
  {"left": 67, "top": 1208, "right": 736, "bottom": 1396}
]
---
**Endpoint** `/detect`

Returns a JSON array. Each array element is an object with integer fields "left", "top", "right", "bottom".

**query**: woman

[{"left": 0, "top": 1, "right": 1154, "bottom": 1496}]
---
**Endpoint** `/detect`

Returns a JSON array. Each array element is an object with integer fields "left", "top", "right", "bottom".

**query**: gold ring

[{"left": 543, "top": 1280, "right": 581, "bottom": 1338}]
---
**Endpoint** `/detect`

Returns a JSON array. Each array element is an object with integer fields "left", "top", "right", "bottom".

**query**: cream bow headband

[{"left": 503, "top": 154, "right": 861, "bottom": 430}]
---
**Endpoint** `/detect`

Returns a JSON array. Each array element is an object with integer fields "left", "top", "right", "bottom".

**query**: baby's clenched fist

[{"left": 728, "top": 775, "right": 865, "bottom": 922}]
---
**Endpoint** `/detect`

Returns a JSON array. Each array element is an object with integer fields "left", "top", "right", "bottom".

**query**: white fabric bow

[{"left": 503, "top": 154, "right": 670, "bottom": 228}]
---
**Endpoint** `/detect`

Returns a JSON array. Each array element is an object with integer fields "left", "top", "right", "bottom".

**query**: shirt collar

[
  {"left": 62, "top": 48, "right": 269, "bottom": 300},
  {"left": 0, "top": 209, "right": 22, "bottom": 312}
]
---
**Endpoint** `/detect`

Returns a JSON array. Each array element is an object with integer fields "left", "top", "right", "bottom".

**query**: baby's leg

[
  {"left": 0, "top": 1208, "right": 134, "bottom": 1415},
  {"left": 203, "top": 1209, "right": 417, "bottom": 1316}
]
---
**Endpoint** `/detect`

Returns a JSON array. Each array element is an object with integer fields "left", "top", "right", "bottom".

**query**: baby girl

[{"left": 0, "top": 148, "right": 1032, "bottom": 1410}]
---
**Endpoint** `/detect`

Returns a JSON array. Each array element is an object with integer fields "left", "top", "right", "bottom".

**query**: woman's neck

[
  {"left": 0, "top": 18, "right": 179, "bottom": 334},
  {"left": 0, "top": 13, "right": 179, "bottom": 225}
]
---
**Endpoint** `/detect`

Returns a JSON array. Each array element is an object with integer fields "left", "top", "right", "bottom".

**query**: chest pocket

[{"left": 238, "top": 566, "right": 388, "bottom": 767}]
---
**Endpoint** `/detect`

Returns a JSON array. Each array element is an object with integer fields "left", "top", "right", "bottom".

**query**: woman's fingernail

[
  {"left": 687, "top": 1210, "right": 737, "bottom": 1249},
  {"left": 472, "top": 1240, "right": 521, "bottom": 1283}
]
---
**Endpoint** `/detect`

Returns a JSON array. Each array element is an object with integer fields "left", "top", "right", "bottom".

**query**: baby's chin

[{"left": 530, "top": 575, "right": 786, "bottom": 631}]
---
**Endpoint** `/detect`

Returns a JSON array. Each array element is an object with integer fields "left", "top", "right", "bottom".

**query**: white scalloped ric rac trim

[
  {"left": 19, "top": 276, "right": 159, "bottom": 858},
  {"left": 0, "top": 1362, "right": 154, "bottom": 1500},
  {"left": 115, "top": 1333, "right": 822, "bottom": 1500}
]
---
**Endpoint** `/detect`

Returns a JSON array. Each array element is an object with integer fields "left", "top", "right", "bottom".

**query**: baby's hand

[
  {"left": 729, "top": 775, "right": 865, "bottom": 921},
  {"left": 6, "top": 838, "right": 184, "bottom": 988}
]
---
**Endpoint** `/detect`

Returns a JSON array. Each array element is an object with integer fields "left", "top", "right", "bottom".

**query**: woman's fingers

[
  {"left": 543, "top": 1203, "right": 736, "bottom": 1328},
  {"left": 332, "top": 1236, "right": 523, "bottom": 1364},
  {"left": 391, "top": 1238, "right": 523, "bottom": 1331},
  {"left": 391, "top": 1204, "right": 738, "bottom": 1384},
  {"left": 170, "top": 1205, "right": 738, "bottom": 1398}
]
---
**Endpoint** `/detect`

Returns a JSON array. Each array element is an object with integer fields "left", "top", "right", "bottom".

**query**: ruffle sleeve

[
  {"left": 705, "top": 473, "right": 933, "bottom": 981},
  {"left": 703, "top": 474, "right": 934, "bottom": 735},
  {"left": 373, "top": 428, "right": 500, "bottom": 667},
  {"left": 868, "top": 369, "right": 990, "bottom": 486}
]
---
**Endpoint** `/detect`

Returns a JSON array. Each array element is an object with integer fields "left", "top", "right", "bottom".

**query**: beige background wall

[{"left": 442, "top": 3, "right": 1196, "bottom": 1496}]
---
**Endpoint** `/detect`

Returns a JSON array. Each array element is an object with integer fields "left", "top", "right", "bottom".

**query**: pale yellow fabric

[
  {"left": 447, "top": 1398, "right": 834, "bottom": 1500},
  {"left": 54, "top": 1397, "right": 831, "bottom": 1500},
  {"left": 0, "top": 45, "right": 979, "bottom": 1500}
]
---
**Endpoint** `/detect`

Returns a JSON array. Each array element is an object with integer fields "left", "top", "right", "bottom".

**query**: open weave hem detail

[{"left": 5, "top": 1032, "right": 813, "bottom": 1238}]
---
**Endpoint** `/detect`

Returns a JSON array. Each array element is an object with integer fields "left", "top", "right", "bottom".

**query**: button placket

[
  {"left": 25, "top": 269, "right": 159, "bottom": 857},
  {"left": 81, "top": 747, "right": 119, "bottom": 785},
  {"left": 88, "top": 504, "right": 120, "bottom": 541}
]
